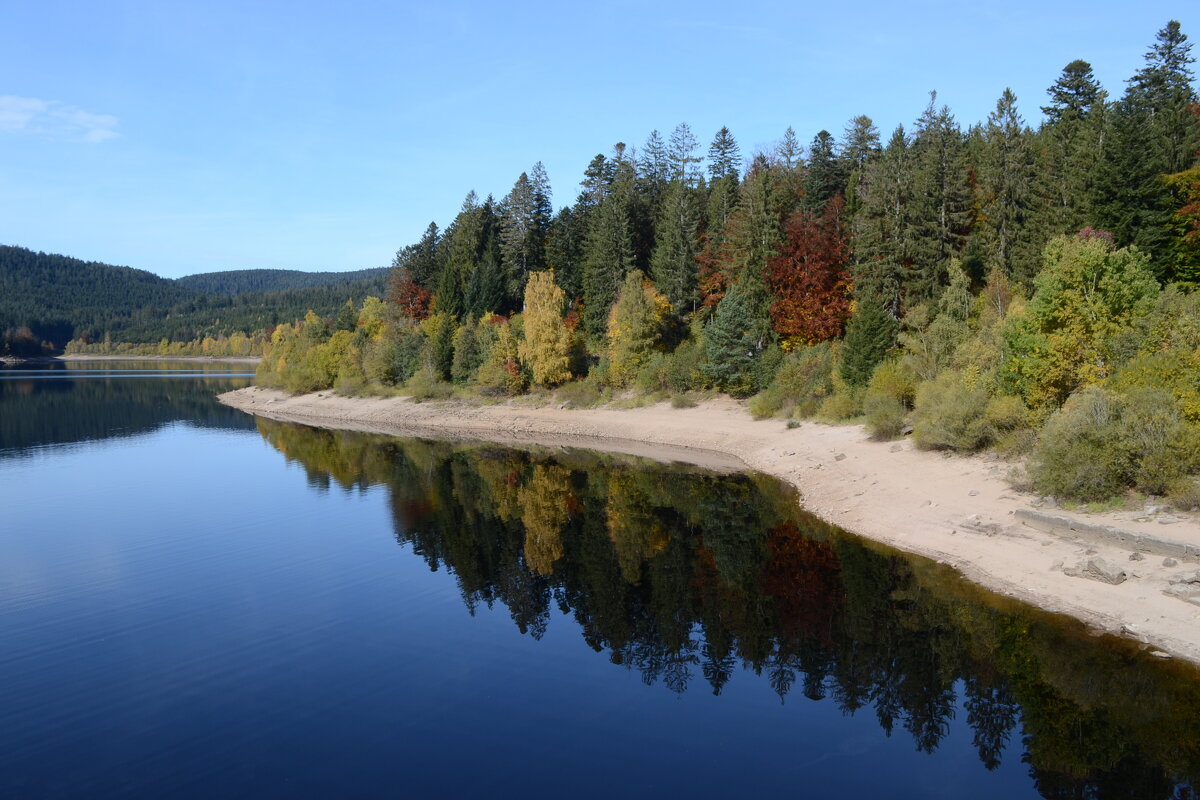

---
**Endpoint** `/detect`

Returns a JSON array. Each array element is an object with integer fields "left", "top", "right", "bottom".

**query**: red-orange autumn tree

[
  {"left": 766, "top": 195, "right": 852, "bottom": 346},
  {"left": 387, "top": 267, "right": 432, "bottom": 320}
]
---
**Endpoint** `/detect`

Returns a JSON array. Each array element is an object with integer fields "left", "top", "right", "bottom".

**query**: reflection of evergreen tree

[{"left": 254, "top": 420, "right": 1200, "bottom": 795}]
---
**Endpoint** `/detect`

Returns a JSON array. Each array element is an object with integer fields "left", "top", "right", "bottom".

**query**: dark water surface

[{"left": 2, "top": 363, "right": 1198, "bottom": 799}]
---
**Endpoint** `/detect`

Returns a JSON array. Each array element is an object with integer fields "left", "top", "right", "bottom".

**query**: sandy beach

[{"left": 220, "top": 386, "right": 1200, "bottom": 666}]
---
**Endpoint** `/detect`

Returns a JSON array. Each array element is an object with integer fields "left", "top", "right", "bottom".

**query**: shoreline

[
  {"left": 220, "top": 385, "right": 1200, "bottom": 666},
  {"left": 2, "top": 354, "right": 262, "bottom": 365}
]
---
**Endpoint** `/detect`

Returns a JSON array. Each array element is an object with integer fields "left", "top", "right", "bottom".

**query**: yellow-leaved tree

[
  {"left": 518, "top": 270, "right": 571, "bottom": 386},
  {"left": 606, "top": 269, "right": 670, "bottom": 386}
]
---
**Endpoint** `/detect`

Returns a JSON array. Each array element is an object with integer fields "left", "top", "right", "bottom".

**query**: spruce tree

[
  {"left": 839, "top": 297, "right": 899, "bottom": 388},
  {"left": 649, "top": 180, "right": 701, "bottom": 312},
  {"left": 707, "top": 126, "right": 742, "bottom": 182},
  {"left": 979, "top": 89, "right": 1038, "bottom": 283},
  {"left": 909, "top": 94, "right": 971, "bottom": 302},
  {"left": 581, "top": 164, "right": 637, "bottom": 336}
]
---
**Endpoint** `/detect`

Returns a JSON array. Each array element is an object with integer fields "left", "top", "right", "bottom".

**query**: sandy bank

[
  {"left": 220, "top": 386, "right": 1200, "bottom": 665},
  {"left": 2, "top": 355, "right": 261, "bottom": 365}
]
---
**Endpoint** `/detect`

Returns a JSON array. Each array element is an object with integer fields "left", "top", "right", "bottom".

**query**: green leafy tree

[
  {"left": 1003, "top": 231, "right": 1160, "bottom": 408},
  {"left": 606, "top": 270, "right": 669, "bottom": 386}
]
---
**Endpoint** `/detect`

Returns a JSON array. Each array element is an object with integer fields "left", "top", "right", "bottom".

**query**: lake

[{"left": 2, "top": 363, "right": 1198, "bottom": 798}]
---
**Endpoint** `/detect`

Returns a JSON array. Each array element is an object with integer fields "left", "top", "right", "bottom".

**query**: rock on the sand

[{"left": 1063, "top": 558, "right": 1128, "bottom": 585}]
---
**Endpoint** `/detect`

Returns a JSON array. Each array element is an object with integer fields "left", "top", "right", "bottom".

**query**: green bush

[
  {"left": 403, "top": 365, "right": 454, "bottom": 401},
  {"left": 911, "top": 371, "right": 992, "bottom": 452},
  {"left": 556, "top": 377, "right": 605, "bottom": 408},
  {"left": 861, "top": 358, "right": 918, "bottom": 439},
  {"left": 1031, "top": 387, "right": 1200, "bottom": 501},
  {"left": 749, "top": 342, "right": 834, "bottom": 420},
  {"left": 1168, "top": 478, "right": 1200, "bottom": 512},
  {"left": 863, "top": 393, "right": 907, "bottom": 440}
]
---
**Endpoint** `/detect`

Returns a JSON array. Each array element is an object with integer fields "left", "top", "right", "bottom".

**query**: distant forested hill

[
  {"left": 0, "top": 245, "right": 388, "bottom": 353},
  {"left": 177, "top": 267, "right": 388, "bottom": 295}
]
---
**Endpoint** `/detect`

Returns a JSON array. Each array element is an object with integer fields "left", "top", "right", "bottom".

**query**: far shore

[
  {"left": 219, "top": 386, "right": 1200, "bottom": 667},
  {"left": 1, "top": 354, "right": 262, "bottom": 365}
]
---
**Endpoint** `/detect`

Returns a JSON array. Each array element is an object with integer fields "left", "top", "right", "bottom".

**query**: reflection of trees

[
  {"left": 1, "top": 370, "right": 253, "bottom": 455},
  {"left": 256, "top": 418, "right": 1200, "bottom": 797}
]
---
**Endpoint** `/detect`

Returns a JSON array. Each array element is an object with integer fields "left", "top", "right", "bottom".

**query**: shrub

[
  {"left": 1031, "top": 387, "right": 1200, "bottom": 501},
  {"left": 911, "top": 371, "right": 992, "bottom": 452},
  {"left": 403, "top": 366, "right": 453, "bottom": 401},
  {"left": 556, "top": 378, "right": 604, "bottom": 409},
  {"left": 861, "top": 359, "right": 918, "bottom": 440},
  {"left": 1168, "top": 478, "right": 1200, "bottom": 512},
  {"left": 670, "top": 392, "right": 699, "bottom": 409},
  {"left": 748, "top": 342, "right": 834, "bottom": 420}
]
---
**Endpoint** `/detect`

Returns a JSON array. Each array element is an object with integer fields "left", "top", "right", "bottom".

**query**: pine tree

[
  {"left": 1037, "top": 62, "right": 1106, "bottom": 239},
  {"left": 669, "top": 123, "right": 703, "bottom": 186},
  {"left": 499, "top": 170, "right": 550, "bottom": 305},
  {"left": 776, "top": 126, "right": 802, "bottom": 170},
  {"left": 702, "top": 271, "right": 773, "bottom": 396}
]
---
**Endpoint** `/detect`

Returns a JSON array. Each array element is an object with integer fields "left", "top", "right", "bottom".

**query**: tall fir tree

[
  {"left": 801, "top": 130, "right": 844, "bottom": 212},
  {"left": 909, "top": 94, "right": 971, "bottom": 302},
  {"left": 581, "top": 162, "right": 637, "bottom": 336},
  {"left": 707, "top": 126, "right": 743, "bottom": 182},
  {"left": 649, "top": 180, "right": 702, "bottom": 313},
  {"left": 979, "top": 89, "right": 1038, "bottom": 283},
  {"left": 853, "top": 126, "right": 916, "bottom": 315}
]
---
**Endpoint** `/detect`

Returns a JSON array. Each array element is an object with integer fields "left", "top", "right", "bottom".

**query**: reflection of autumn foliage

[
  {"left": 519, "top": 464, "right": 572, "bottom": 576},
  {"left": 761, "top": 523, "right": 844, "bottom": 645},
  {"left": 474, "top": 455, "right": 524, "bottom": 521},
  {"left": 606, "top": 471, "right": 670, "bottom": 584}
]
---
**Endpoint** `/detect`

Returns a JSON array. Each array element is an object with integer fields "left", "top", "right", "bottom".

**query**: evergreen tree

[
  {"left": 546, "top": 206, "right": 587, "bottom": 300},
  {"left": 581, "top": 163, "right": 637, "bottom": 336},
  {"left": 909, "top": 94, "right": 971, "bottom": 301},
  {"left": 853, "top": 126, "right": 915, "bottom": 315},
  {"left": 839, "top": 297, "right": 899, "bottom": 388},
  {"left": 703, "top": 271, "right": 773, "bottom": 396},
  {"left": 1042, "top": 60, "right": 1102, "bottom": 124},
  {"left": 669, "top": 123, "right": 703, "bottom": 185},
  {"left": 1037, "top": 62, "right": 1106, "bottom": 239},
  {"left": 1129, "top": 20, "right": 1199, "bottom": 174},
  {"left": 707, "top": 126, "right": 742, "bottom": 182},
  {"left": 776, "top": 126, "right": 802, "bottom": 170},
  {"left": 649, "top": 180, "right": 701, "bottom": 312},
  {"left": 801, "top": 130, "right": 844, "bottom": 212},
  {"left": 499, "top": 170, "right": 550, "bottom": 305},
  {"left": 979, "top": 89, "right": 1038, "bottom": 282}
]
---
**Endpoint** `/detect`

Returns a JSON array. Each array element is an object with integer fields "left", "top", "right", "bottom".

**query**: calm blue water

[{"left": 1, "top": 363, "right": 1196, "bottom": 799}]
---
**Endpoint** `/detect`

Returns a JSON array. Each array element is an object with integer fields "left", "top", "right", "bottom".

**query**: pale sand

[{"left": 220, "top": 386, "right": 1200, "bottom": 665}]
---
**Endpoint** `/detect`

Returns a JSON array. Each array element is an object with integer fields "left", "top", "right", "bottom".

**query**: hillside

[
  {"left": 177, "top": 267, "right": 388, "bottom": 296},
  {"left": 0, "top": 245, "right": 389, "bottom": 353}
]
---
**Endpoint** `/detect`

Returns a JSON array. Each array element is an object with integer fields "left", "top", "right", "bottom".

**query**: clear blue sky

[{"left": 1, "top": 0, "right": 1194, "bottom": 278}]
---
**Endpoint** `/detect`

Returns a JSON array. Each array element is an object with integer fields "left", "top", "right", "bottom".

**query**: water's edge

[{"left": 219, "top": 386, "right": 1200, "bottom": 667}]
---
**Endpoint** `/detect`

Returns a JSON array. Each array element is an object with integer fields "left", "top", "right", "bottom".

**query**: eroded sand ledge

[{"left": 220, "top": 386, "right": 1200, "bottom": 666}]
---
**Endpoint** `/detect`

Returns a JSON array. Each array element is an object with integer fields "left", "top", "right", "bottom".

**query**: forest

[
  {"left": 50, "top": 21, "right": 1191, "bottom": 505},
  {"left": 0, "top": 245, "right": 388, "bottom": 356}
]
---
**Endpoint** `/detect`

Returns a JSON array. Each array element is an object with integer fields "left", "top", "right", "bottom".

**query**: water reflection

[
  {"left": 0, "top": 362, "right": 254, "bottom": 456},
  {"left": 257, "top": 418, "right": 1200, "bottom": 799}
]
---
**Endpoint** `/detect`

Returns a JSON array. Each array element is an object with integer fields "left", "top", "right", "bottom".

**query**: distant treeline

[{"left": 0, "top": 245, "right": 388, "bottom": 355}]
